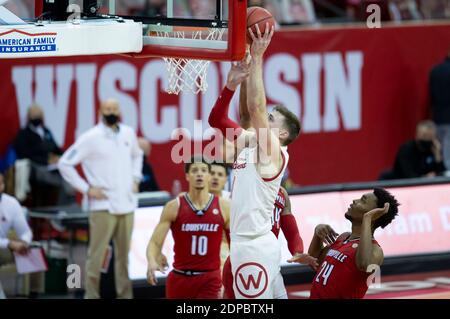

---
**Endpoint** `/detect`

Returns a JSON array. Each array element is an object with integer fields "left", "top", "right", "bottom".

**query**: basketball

[{"left": 246, "top": 7, "right": 275, "bottom": 44}]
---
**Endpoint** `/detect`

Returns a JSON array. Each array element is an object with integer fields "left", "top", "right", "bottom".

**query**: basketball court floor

[{"left": 286, "top": 270, "right": 450, "bottom": 299}]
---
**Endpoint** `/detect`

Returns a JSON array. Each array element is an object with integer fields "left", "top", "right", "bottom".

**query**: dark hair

[
  {"left": 273, "top": 105, "right": 301, "bottom": 146},
  {"left": 211, "top": 161, "right": 230, "bottom": 176},
  {"left": 184, "top": 155, "right": 212, "bottom": 173},
  {"left": 373, "top": 188, "right": 400, "bottom": 229}
]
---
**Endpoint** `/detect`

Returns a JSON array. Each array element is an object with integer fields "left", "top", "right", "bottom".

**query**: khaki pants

[
  {"left": 85, "top": 211, "right": 134, "bottom": 299},
  {"left": 0, "top": 248, "right": 45, "bottom": 296}
]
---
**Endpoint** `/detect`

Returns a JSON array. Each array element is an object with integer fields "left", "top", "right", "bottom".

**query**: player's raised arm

[
  {"left": 146, "top": 199, "right": 178, "bottom": 285},
  {"left": 355, "top": 204, "right": 387, "bottom": 272},
  {"left": 247, "top": 24, "right": 279, "bottom": 155},
  {"left": 218, "top": 65, "right": 252, "bottom": 163},
  {"left": 239, "top": 54, "right": 252, "bottom": 130},
  {"left": 208, "top": 57, "right": 255, "bottom": 160}
]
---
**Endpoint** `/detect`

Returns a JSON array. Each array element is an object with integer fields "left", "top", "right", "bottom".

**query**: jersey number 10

[
  {"left": 191, "top": 235, "right": 208, "bottom": 256},
  {"left": 315, "top": 261, "right": 334, "bottom": 285}
]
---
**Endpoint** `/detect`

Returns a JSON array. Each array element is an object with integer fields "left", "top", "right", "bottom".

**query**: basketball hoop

[
  {"left": 123, "top": 0, "right": 247, "bottom": 93},
  {"left": 155, "top": 28, "right": 226, "bottom": 94}
]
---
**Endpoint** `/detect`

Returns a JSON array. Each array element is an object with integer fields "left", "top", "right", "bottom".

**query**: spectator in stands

[
  {"left": 58, "top": 98, "right": 143, "bottom": 299},
  {"left": 389, "top": 120, "right": 446, "bottom": 179},
  {"left": 388, "top": 0, "right": 422, "bottom": 21},
  {"left": 345, "top": 0, "right": 361, "bottom": 20},
  {"left": 97, "top": 0, "right": 145, "bottom": 15},
  {"left": 419, "top": 0, "right": 450, "bottom": 20},
  {"left": 187, "top": 0, "right": 215, "bottom": 19},
  {"left": 249, "top": 0, "right": 282, "bottom": 22},
  {"left": 137, "top": 138, "right": 160, "bottom": 192},
  {"left": 312, "top": 0, "right": 349, "bottom": 20},
  {"left": 141, "top": 0, "right": 167, "bottom": 16},
  {"left": 346, "top": 0, "right": 391, "bottom": 21},
  {"left": 13, "top": 104, "right": 74, "bottom": 206},
  {"left": 430, "top": 48, "right": 450, "bottom": 170},
  {"left": 281, "top": 0, "right": 316, "bottom": 24},
  {"left": 140, "top": 0, "right": 190, "bottom": 18},
  {"left": 116, "top": 0, "right": 145, "bottom": 15}
]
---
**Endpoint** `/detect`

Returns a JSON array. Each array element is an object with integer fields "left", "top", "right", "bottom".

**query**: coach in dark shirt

[
  {"left": 430, "top": 52, "right": 450, "bottom": 170},
  {"left": 430, "top": 54, "right": 450, "bottom": 125},
  {"left": 137, "top": 137, "right": 160, "bottom": 192},
  {"left": 13, "top": 104, "right": 74, "bottom": 205},
  {"left": 14, "top": 104, "right": 62, "bottom": 165},
  {"left": 393, "top": 120, "right": 446, "bottom": 178}
]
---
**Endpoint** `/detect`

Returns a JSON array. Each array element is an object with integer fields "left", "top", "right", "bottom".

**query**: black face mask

[
  {"left": 417, "top": 140, "right": 433, "bottom": 151},
  {"left": 103, "top": 114, "right": 119, "bottom": 126},
  {"left": 30, "top": 118, "right": 43, "bottom": 127}
]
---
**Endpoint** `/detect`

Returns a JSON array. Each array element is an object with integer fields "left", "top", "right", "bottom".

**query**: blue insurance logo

[{"left": 0, "top": 29, "right": 57, "bottom": 54}]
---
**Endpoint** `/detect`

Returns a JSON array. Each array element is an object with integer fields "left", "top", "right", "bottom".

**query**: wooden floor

[{"left": 286, "top": 270, "right": 450, "bottom": 299}]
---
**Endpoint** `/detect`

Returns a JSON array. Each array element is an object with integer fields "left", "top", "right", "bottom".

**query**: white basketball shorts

[{"left": 230, "top": 231, "right": 285, "bottom": 299}]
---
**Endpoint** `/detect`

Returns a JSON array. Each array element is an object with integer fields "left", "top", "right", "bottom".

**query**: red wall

[{"left": 1, "top": 23, "right": 449, "bottom": 191}]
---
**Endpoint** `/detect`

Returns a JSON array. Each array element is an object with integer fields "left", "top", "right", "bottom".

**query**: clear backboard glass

[{"left": 86, "top": 0, "right": 228, "bottom": 20}]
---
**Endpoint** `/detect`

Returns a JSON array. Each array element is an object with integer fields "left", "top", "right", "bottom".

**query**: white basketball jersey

[
  {"left": 221, "top": 190, "right": 231, "bottom": 199},
  {"left": 230, "top": 146, "right": 289, "bottom": 237}
]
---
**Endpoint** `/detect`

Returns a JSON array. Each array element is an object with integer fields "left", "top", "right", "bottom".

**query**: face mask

[
  {"left": 30, "top": 118, "right": 43, "bottom": 127},
  {"left": 417, "top": 140, "right": 433, "bottom": 151},
  {"left": 103, "top": 114, "right": 119, "bottom": 126}
]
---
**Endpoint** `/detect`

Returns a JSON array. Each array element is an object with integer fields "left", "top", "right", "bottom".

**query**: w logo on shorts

[{"left": 235, "top": 262, "right": 268, "bottom": 298}]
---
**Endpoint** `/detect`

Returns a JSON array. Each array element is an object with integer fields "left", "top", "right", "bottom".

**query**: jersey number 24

[{"left": 315, "top": 261, "right": 334, "bottom": 285}]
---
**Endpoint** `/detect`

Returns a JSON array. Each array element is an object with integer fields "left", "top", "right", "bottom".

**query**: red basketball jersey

[
  {"left": 271, "top": 188, "right": 286, "bottom": 238},
  {"left": 310, "top": 237, "right": 380, "bottom": 299},
  {"left": 171, "top": 194, "right": 224, "bottom": 271}
]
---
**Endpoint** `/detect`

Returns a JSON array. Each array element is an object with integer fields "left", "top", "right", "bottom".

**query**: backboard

[
  {"left": 97, "top": 0, "right": 247, "bottom": 61},
  {"left": 0, "top": 0, "right": 246, "bottom": 61}
]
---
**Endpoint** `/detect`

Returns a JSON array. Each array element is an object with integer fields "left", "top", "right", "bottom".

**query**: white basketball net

[{"left": 157, "top": 28, "right": 225, "bottom": 94}]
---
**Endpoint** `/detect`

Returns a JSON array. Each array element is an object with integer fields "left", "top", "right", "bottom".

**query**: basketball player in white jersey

[{"left": 209, "top": 24, "right": 316, "bottom": 298}]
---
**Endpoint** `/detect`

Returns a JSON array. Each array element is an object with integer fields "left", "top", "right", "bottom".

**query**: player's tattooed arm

[
  {"left": 356, "top": 204, "right": 388, "bottom": 272},
  {"left": 146, "top": 199, "right": 178, "bottom": 285}
]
